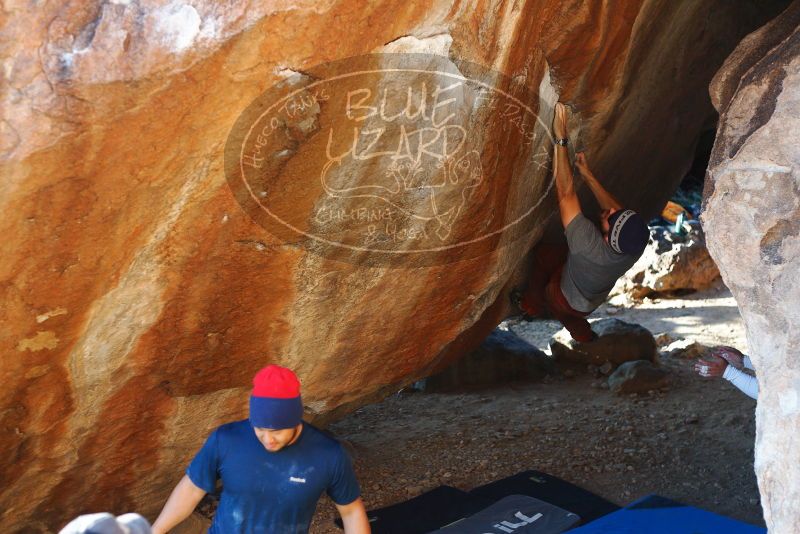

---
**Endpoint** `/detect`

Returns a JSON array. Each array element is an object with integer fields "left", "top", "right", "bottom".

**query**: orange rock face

[{"left": 0, "top": 0, "right": 790, "bottom": 530}]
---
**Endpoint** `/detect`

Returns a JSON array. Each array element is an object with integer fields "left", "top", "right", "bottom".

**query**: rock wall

[
  {"left": 0, "top": 0, "right": 790, "bottom": 530},
  {"left": 703, "top": 3, "right": 800, "bottom": 532}
]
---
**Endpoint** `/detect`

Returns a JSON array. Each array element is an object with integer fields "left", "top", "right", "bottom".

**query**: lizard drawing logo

[{"left": 320, "top": 121, "right": 483, "bottom": 241}]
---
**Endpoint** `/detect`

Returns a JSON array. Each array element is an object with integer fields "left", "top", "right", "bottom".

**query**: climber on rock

[
  {"left": 511, "top": 102, "right": 649, "bottom": 342},
  {"left": 151, "top": 365, "right": 370, "bottom": 534}
]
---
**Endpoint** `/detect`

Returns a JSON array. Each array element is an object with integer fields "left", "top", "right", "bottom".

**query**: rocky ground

[{"left": 308, "top": 284, "right": 761, "bottom": 532}]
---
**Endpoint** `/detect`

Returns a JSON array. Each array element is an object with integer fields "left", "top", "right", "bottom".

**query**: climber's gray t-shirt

[{"left": 560, "top": 213, "right": 641, "bottom": 313}]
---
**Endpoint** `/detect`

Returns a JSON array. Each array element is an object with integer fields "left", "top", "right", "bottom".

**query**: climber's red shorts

[{"left": 520, "top": 243, "right": 595, "bottom": 342}]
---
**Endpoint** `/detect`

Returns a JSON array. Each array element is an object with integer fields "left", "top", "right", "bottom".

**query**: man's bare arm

[
  {"left": 151, "top": 475, "right": 207, "bottom": 534},
  {"left": 575, "top": 152, "right": 622, "bottom": 212},
  {"left": 552, "top": 103, "right": 581, "bottom": 228},
  {"left": 337, "top": 497, "right": 371, "bottom": 533}
]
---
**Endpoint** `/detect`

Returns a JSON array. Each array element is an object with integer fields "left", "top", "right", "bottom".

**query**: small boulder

[
  {"left": 661, "top": 339, "right": 711, "bottom": 359},
  {"left": 549, "top": 319, "right": 657, "bottom": 367},
  {"left": 608, "top": 360, "right": 671, "bottom": 394},
  {"left": 599, "top": 361, "right": 615, "bottom": 375},
  {"left": 654, "top": 332, "right": 677, "bottom": 348},
  {"left": 421, "top": 328, "right": 552, "bottom": 392}
]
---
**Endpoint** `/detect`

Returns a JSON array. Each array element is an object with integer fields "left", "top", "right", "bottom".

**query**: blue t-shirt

[{"left": 186, "top": 420, "right": 360, "bottom": 533}]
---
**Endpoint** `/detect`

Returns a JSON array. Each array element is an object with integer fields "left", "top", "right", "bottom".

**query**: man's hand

[
  {"left": 712, "top": 346, "right": 744, "bottom": 370},
  {"left": 336, "top": 497, "right": 371, "bottom": 533},
  {"left": 575, "top": 152, "right": 591, "bottom": 177},
  {"left": 553, "top": 103, "right": 568, "bottom": 139},
  {"left": 694, "top": 354, "right": 727, "bottom": 378}
]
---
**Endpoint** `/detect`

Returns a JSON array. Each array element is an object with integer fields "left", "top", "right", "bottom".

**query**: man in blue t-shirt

[{"left": 152, "top": 365, "right": 370, "bottom": 533}]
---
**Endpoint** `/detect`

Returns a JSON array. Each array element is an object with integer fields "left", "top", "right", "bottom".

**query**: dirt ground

[{"left": 308, "top": 284, "right": 761, "bottom": 532}]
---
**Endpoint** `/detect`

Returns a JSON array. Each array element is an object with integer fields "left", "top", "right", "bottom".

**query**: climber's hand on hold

[
  {"left": 553, "top": 102, "right": 568, "bottom": 139},
  {"left": 575, "top": 152, "right": 592, "bottom": 178}
]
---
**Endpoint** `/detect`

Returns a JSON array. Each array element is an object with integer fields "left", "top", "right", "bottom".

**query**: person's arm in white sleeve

[
  {"left": 723, "top": 365, "right": 758, "bottom": 399},
  {"left": 743, "top": 355, "right": 754, "bottom": 371}
]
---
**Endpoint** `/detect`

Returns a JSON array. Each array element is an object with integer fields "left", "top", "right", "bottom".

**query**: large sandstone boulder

[
  {"left": 612, "top": 223, "right": 721, "bottom": 301},
  {"left": 703, "top": 3, "right": 800, "bottom": 532},
  {"left": 0, "top": 0, "right": 791, "bottom": 531}
]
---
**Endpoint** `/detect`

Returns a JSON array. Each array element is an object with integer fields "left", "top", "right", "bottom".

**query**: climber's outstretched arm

[
  {"left": 552, "top": 103, "right": 581, "bottom": 228},
  {"left": 575, "top": 152, "right": 622, "bottom": 212}
]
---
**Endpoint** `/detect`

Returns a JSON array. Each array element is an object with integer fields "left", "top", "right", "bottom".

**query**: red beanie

[
  {"left": 252, "top": 365, "right": 301, "bottom": 398},
  {"left": 249, "top": 365, "right": 303, "bottom": 429}
]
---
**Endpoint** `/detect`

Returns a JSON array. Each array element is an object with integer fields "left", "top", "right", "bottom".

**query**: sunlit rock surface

[
  {"left": 703, "top": 3, "right": 800, "bottom": 532},
  {"left": 0, "top": 0, "right": 790, "bottom": 530},
  {"left": 612, "top": 223, "right": 721, "bottom": 301}
]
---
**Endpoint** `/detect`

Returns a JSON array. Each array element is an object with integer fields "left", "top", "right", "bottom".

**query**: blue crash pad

[{"left": 569, "top": 494, "right": 765, "bottom": 533}]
